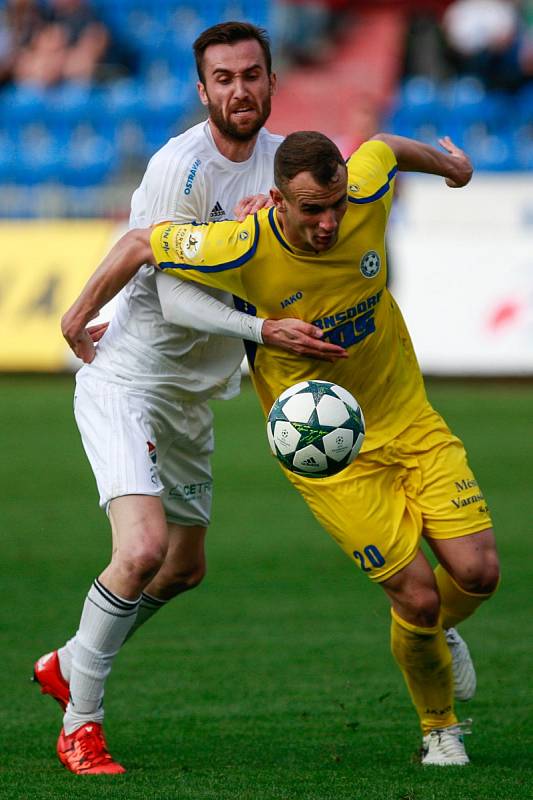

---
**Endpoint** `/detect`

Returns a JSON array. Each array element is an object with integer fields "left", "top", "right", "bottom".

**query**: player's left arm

[
  {"left": 371, "top": 133, "right": 473, "bottom": 188},
  {"left": 61, "top": 228, "right": 153, "bottom": 362}
]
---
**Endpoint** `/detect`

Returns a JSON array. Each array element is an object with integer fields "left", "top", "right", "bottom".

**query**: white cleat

[
  {"left": 446, "top": 627, "right": 476, "bottom": 702},
  {"left": 421, "top": 720, "right": 471, "bottom": 766}
]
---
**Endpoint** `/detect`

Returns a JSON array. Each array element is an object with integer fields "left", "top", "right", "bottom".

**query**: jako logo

[
  {"left": 281, "top": 291, "right": 303, "bottom": 309},
  {"left": 184, "top": 159, "right": 201, "bottom": 195}
]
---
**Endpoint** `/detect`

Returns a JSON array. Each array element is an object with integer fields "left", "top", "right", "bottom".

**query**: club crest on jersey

[
  {"left": 183, "top": 231, "right": 202, "bottom": 259},
  {"left": 360, "top": 250, "right": 381, "bottom": 278}
]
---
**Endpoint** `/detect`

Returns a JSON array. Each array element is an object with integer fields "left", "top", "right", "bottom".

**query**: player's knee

[
  {"left": 456, "top": 556, "right": 500, "bottom": 596},
  {"left": 402, "top": 587, "right": 441, "bottom": 628},
  {"left": 453, "top": 549, "right": 500, "bottom": 595},
  {"left": 164, "top": 561, "right": 207, "bottom": 596},
  {"left": 118, "top": 542, "right": 169, "bottom": 584}
]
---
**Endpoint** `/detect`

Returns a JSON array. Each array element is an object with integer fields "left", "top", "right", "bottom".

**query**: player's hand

[
  {"left": 61, "top": 311, "right": 97, "bottom": 363},
  {"left": 438, "top": 136, "right": 473, "bottom": 188},
  {"left": 262, "top": 319, "right": 348, "bottom": 361},
  {"left": 233, "top": 193, "right": 273, "bottom": 221},
  {"left": 87, "top": 321, "right": 109, "bottom": 343}
]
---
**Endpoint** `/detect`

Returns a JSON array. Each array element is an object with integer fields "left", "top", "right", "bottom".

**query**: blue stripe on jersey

[
  {"left": 233, "top": 295, "right": 258, "bottom": 370},
  {"left": 347, "top": 165, "right": 398, "bottom": 205},
  {"left": 268, "top": 206, "right": 294, "bottom": 253},
  {"left": 159, "top": 214, "right": 260, "bottom": 273}
]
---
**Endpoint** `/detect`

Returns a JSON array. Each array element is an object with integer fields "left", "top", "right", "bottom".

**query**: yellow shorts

[{"left": 286, "top": 403, "right": 492, "bottom": 583}]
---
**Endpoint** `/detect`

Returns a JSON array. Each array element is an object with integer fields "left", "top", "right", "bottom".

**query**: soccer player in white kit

[{"left": 33, "top": 22, "right": 345, "bottom": 775}]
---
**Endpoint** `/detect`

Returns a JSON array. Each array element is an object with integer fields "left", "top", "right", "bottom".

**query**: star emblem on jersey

[
  {"left": 209, "top": 201, "right": 226, "bottom": 220},
  {"left": 360, "top": 250, "right": 381, "bottom": 278}
]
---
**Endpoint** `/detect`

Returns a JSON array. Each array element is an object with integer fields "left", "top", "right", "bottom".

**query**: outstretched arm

[
  {"left": 156, "top": 272, "right": 347, "bottom": 362},
  {"left": 371, "top": 133, "right": 473, "bottom": 188},
  {"left": 61, "top": 228, "right": 153, "bottom": 362}
]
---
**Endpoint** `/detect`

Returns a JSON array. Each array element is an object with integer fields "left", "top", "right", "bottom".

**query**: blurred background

[{"left": 0, "top": 0, "right": 531, "bottom": 375}]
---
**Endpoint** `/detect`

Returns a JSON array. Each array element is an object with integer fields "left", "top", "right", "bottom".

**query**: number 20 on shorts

[{"left": 353, "top": 544, "right": 386, "bottom": 573}]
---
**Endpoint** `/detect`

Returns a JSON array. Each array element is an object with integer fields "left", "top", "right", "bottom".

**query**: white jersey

[{"left": 82, "top": 121, "right": 283, "bottom": 401}]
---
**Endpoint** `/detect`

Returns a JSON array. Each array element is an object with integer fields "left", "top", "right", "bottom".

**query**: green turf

[{"left": 1, "top": 376, "right": 532, "bottom": 799}]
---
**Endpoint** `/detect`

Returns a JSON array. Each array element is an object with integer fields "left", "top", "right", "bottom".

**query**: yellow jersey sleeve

[
  {"left": 346, "top": 139, "right": 397, "bottom": 218},
  {"left": 150, "top": 214, "right": 259, "bottom": 296}
]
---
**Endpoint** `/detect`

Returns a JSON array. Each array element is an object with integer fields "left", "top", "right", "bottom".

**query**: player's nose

[
  {"left": 232, "top": 77, "right": 251, "bottom": 99},
  {"left": 318, "top": 209, "right": 338, "bottom": 232}
]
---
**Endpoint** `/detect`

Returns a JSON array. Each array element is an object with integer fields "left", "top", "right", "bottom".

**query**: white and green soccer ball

[{"left": 266, "top": 380, "right": 365, "bottom": 478}]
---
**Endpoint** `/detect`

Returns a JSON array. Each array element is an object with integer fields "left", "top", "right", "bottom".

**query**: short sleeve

[
  {"left": 138, "top": 149, "right": 206, "bottom": 226},
  {"left": 150, "top": 214, "right": 259, "bottom": 296},
  {"left": 346, "top": 140, "right": 398, "bottom": 217}
]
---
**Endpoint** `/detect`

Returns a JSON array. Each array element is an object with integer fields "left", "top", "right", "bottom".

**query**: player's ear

[
  {"left": 269, "top": 72, "right": 277, "bottom": 96},
  {"left": 270, "top": 187, "right": 285, "bottom": 212},
  {"left": 197, "top": 81, "right": 208, "bottom": 107}
]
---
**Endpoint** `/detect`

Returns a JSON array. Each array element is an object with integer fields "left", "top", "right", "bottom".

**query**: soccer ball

[{"left": 266, "top": 380, "right": 365, "bottom": 478}]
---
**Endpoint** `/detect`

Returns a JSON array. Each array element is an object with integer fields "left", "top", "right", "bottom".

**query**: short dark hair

[
  {"left": 193, "top": 21, "right": 272, "bottom": 83},
  {"left": 274, "top": 132, "right": 346, "bottom": 192}
]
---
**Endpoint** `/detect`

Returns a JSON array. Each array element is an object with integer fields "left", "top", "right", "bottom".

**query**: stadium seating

[
  {"left": 0, "top": 0, "right": 531, "bottom": 217},
  {"left": 385, "top": 75, "right": 533, "bottom": 171},
  {"left": 0, "top": 0, "right": 271, "bottom": 216}
]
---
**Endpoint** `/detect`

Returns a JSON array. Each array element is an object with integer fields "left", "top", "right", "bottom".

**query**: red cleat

[
  {"left": 57, "top": 723, "right": 126, "bottom": 775},
  {"left": 33, "top": 651, "right": 69, "bottom": 711}
]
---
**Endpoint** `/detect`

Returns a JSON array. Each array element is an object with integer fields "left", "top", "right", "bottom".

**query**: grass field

[{"left": 1, "top": 375, "right": 532, "bottom": 800}]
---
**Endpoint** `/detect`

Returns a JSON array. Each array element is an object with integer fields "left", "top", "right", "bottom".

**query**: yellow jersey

[{"left": 151, "top": 140, "right": 427, "bottom": 451}]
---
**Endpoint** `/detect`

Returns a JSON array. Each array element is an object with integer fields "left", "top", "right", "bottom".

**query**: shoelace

[
  {"left": 75, "top": 729, "right": 112, "bottom": 765},
  {"left": 430, "top": 719, "right": 472, "bottom": 757}
]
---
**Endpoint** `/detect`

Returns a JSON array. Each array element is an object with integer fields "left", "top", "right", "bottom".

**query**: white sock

[
  {"left": 57, "top": 637, "right": 77, "bottom": 682},
  {"left": 63, "top": 578, "right": 140, "bottom": 735},
  {"left": 125, "top": 591, "right": 168, "bottom": 640},
  {"left": 58, "top": 592, "right": 168, "bottom": 682}
]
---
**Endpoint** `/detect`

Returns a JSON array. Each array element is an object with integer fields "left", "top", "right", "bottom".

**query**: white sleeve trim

[{"left": 156, "top": 271, "right": 264, "bottom": 343}]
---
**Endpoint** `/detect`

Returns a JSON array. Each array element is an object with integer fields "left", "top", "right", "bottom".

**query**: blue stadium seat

[
  {"left": 1, "top": 85, "right": 48, "bottom": 130},
  {"left": 63, "top": 125, "right": 116, "bottom": 186},
  {"left": 442, "top": 76, "right": 510, "bottom": 129},
  {"left": 102, "top": 78, "right": 145, "bottom": 121},
  {"left": 16, "top": 125, "right": 64, "bottom": 184},
  {"left": 467, "top": 131, "right": 517, "bottom": 171}
]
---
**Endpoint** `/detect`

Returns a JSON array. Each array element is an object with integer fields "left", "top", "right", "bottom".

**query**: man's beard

[{"left": 207, "top": 95, "right": 271, "bottom": 141}]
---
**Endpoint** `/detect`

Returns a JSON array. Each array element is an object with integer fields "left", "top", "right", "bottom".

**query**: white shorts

[{"left": 74, "top": 372, "right": 214, "bottom": 526}]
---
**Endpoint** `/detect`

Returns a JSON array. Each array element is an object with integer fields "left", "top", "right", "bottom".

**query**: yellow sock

[
  {"left": 390, "top": 608, "right": 456, "bottom": 735},
  {"left": 434, "top": 564, "right": 496, "bottom": 629}
]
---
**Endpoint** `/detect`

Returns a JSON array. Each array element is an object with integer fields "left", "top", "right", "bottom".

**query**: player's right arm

[
  {"left": 62, "top": 221, "right": 347, "bottom": 364},
  {"left": 151, "top": 218, "right": 347, "bottom": 361},
  {"left": 156, "top": 272, "right": 346, "bottom": 360}
]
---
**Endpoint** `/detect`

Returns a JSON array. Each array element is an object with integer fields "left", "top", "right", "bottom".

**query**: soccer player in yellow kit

[{"left": 63, "top": 131, "right": 500, "bottom": 765}]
